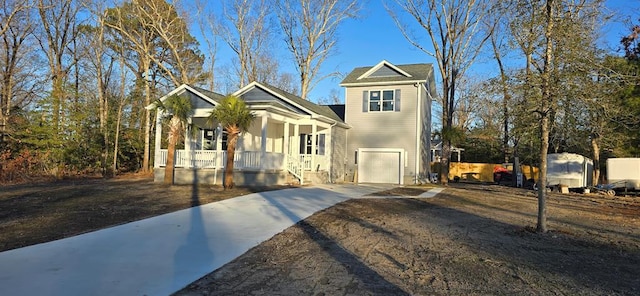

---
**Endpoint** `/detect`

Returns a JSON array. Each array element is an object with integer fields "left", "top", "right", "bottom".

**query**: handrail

[{"left": 286, "top": 155, "right": 304, "bottom": 185}]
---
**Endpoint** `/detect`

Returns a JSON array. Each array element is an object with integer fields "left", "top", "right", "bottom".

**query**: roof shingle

[{"left": 340, "top": 62, "right": 433, "bottom": 85}]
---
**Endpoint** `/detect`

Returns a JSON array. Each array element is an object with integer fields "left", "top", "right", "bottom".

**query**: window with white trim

[
  {"left": 202, "top": 129, "right": 215, "bottom": 150},
  {"left": 299, "top": 134, "right": 325, "bottom": 155},
  {"left": 200, "top": 128, "right": 228, "bottom": 150},
  {"left": 364, "top": 89, "right": 400, "bottom": 112}
]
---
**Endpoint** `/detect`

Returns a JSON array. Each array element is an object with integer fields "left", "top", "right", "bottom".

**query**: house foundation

[{"left": 154, "top": 168, "right": 289, "bottom": 186}]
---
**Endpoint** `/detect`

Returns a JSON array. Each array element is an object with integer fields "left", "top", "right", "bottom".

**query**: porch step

[
  {"left": 286, "top": 172, "right": 302, "bottom": 185},
  {"left": 303, "top": 171, "right": 329, "bottom": 184}
]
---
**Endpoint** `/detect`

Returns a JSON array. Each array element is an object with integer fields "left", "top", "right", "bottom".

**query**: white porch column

[
  {"left": 184, "top": 118, "right": 192, "bottom": 168},
  {"left": 326, "top": 125, "right": 332, "bottom": 177},
  {"left": 293, "top": 123, "right": 300, "bottom": 158},
  {"left": 283, "top": 122, "right": 290, "bottom": 155},
  {"left": 216, "top": 124, "right": 223, "bottom": 167},
  {"left": 154, "top": 111, "right": 163, "bottom": 168},
  {"left": 311, "top": 122, "right": 317, "bottom": 171},
  {"left": 261, "top": 115, "right": 268, "bottom": 168}
]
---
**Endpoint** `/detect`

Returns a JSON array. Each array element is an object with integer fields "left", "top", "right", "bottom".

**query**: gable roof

[
  {"left": 145, "top": 84, "right": 224, "bottom": 110},
  {"left": 356, "top": 60, "right": 412, "bottom": 80},
  {"left": 189, "top": 85, "right": 226, "bottom": 103},
  {"left": 340, "top": 61, "right": 434, "bottom": 86},
  {"left": 234, "top": 82, "right": 345, "bottom": 123}
]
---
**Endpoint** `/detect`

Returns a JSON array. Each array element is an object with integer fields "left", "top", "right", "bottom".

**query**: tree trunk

[
  {"left": 490, "top": 35, "right": 511, "bottom": 163},
  {"left": 113, "top": 55, "right": 126, "bottom": 174},
  {"left": 52, "top": 70, "right": 64, "bottom": 138},
  {"left": 142, "top": 63, "right": 152, "bottom": 173},
  {"left": 300, "top": 70, "right": 309, "bottom": 100},
  {"left": 440, "top": 71, "right": 457, "bottom": 185},
  {"left": 1, "top": 73, "right": 12, "bottom": 146},
  {"left": 164, "top": 116, "right": 179, "bottom": 184},
  {"left": 537, "top": 0, "right": 555, "bottom": 234},
  {"left": 591, "top": 136, "right": 600, "bottom": 185},
  {"left": 113, "top": 99, "right": 124, "bottom": 174},
  {"left": 224, "top": 131, "right": 238, "bottom": 189},
  {"left": 97, "top": 60, "right": 110, "bottom": 177},
  {"left": 537, "top": 113, "right": 550, "bottom": 233}
]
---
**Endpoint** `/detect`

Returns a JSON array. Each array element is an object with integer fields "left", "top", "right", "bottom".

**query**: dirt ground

[
  {"left": 177, "top": 184, "right": 640, "bottom": 295},
  {"left": 1, "top": 178, "right": 639, "bottom": 295},
  {"left": 0, "top": 175, "right": 292, "bottom": 252}
]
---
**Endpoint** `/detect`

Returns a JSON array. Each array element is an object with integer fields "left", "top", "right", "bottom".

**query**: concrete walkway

[{"left": 0, "top": 184, "right": 442, "bottom": 296}]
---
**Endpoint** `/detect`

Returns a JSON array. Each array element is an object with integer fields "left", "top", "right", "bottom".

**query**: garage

[{"left": 357, "top": 148, "right": 405, "bottom": 184}]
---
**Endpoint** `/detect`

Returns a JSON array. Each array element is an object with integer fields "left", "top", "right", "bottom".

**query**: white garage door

[{"left": 358, "top": 148, "right": 404, "bottom": 184}]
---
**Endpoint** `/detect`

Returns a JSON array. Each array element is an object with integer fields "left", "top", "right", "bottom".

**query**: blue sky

[{"left": 199, "top": 0, "right": 640, "bottom": 103}]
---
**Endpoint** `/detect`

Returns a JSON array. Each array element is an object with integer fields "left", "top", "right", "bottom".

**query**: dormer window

[{"left": 363, "top": 89, "right": 401, "bottom": 112}]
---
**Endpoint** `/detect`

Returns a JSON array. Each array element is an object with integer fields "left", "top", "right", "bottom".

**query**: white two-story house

[
  {"left": 151, "top": 60, "right": 436, "bottom": 186},
  {"left": 340, "top": 60, "right": 436, "bottom": 184}
]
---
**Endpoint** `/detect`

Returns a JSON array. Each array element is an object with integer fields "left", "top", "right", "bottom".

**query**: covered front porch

[
  {"left": 153, "top": 109, "right": 334, "bottom": 185},
  {"left": 156, "top": 150, "right": 326, "bottom": 172}
]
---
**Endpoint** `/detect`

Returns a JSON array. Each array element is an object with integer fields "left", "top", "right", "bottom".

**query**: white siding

[
  {"left": 330, "top": 126, "right": 347, "bottom": 182},
  {"left": 268, "top": 122, "right": 284, "bottom": 153},
  {"left": 345, "top": 84, "right": 420, "bottom": 182}
]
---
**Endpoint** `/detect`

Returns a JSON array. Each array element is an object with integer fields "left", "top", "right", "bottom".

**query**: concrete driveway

[{"left": 0, "top": 184, "right": 409, "bottom": 296}]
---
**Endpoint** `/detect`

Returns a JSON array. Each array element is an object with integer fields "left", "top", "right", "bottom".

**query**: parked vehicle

[
  {"left": 546, "top": 153, "right": 593, "bottom": 191},
  {"left": 606, "top": 158, "right": 640, "bottom": 191},
  {"left": 493, "top": 166, "right": 513, "bottom": 185}
]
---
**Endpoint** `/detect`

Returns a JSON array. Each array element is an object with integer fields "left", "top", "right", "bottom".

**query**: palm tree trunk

[
  {"left": 164, "top": 117, "right": 179, "bottom": 184},
  {"left": 224, "top": 132, "right": 238, "bottom": 189}
]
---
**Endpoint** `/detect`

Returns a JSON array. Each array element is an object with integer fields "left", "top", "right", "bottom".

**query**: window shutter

[
  {"left": 395, "top": 89, "right": 401, "bottom": 112},
  {"left": 362, "top": 90, "right": 369, "bottom": 112}
]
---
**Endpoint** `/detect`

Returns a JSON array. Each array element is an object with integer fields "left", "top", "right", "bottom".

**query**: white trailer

[
  {"left": 547, "top": 153, "right": 594, "bottom": 189},
  {"left": 606, "top": 158, "right": 640, "bottom": 190}
]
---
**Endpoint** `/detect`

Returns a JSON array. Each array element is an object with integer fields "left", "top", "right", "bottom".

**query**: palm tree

[
  {"left": 208, "top": 95, "right": 255, "bottom": 189},
  {"left": 155, "top": 95, "right": 194, "bottom": 184}
]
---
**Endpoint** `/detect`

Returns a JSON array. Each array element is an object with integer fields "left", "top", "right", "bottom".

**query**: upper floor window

[
  {"left": 369, "top": 90, "right": 395, "bottom": 111},
  {"left": 363, "top": 89, "right": 401, "bottom": 112}
]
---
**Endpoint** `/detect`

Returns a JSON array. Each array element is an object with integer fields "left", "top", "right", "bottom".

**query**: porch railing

[
  {"left": 287, "top": 155, "right": 304, "bottom": 184},
  {"left": 299, "top": 154, "right": 328, "bottom": 171},
  {"left": 157, "top": 149, "right": 286, "bottom": 170}
]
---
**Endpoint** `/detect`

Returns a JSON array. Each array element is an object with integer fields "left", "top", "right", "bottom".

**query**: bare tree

[
  {"left": 452, "top": 76, "right": 487, "bottom": 132},
  {"left": 113, "top": 41, "right": 130, "bottom": 173},
  {"left": 36, "top": 0, "right": 81, "bottom": 138},
  {"left": 317, "top": 88, "right": 342, "bottom": 105},
  {"left": 104, "top": 0, "right": 157, "bottom": 172},
  {"left": 0, "top": 0, "right": 32, "bottom": 37},
  {"left": 130, "top": 0, "right": 206, "bottom": 86},
  {"left": 275, "top": 0, "right": 359, "bottom": 100},
  {"left": 535, "top": 0, "right": 557, "bottom": 233},
  {"left": 105, "top": 0, "right": 205, "bottom": 172},
  {"left": 485, "top": 0, "right": 514, "bottom": 163},
  {"left": 387, "top": 0, "right": 495, "bottom": 184},
  {"left": 216, "top": 0, "right": 274, "bottom": 88},
  {"left": 0, "top": 0, "right": 36, "bottom": 146},
  {"left": 508, "top": 0, "right": 607, "bottom": 232},
  {"left": 84, "top": 0, "right": 117, "bottom": 176},
  {"left": 195, "top": 0, "right": 218, "bottom": 91},
  {"left": 105, "top": 0, "right": 206, "bottom": 171}
]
